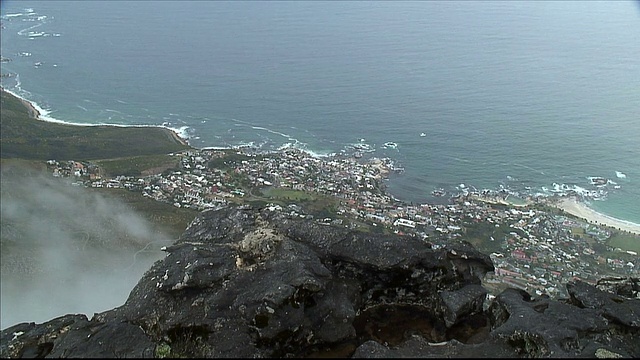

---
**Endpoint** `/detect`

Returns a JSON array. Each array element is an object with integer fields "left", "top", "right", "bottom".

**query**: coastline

[
  {"left": 3, "top": 89, "right": 638, "bottom": 235},
  {"left": 470, "top": 194, "right": 532, "bottom": 208},
  {"left": 1, "top": 88, "right": 369, "bottom": 160},
  {"left": 14, "top": 90, "right": 42, "bottom": 119},
  {"left": 552, "top": 196, "right": 640, "bottom": 235},
  {"left": 1, "top": 87, "right": 191, "bottom": 148}
]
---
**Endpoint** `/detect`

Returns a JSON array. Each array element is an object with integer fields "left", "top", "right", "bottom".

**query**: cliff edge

[{"left": 1, "top": 205, "right": 638, "bottom": 358}]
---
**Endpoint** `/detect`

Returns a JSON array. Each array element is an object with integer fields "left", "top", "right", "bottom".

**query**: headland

[{"left": 0, "top": 88, "right": 191, "bottom": 160}]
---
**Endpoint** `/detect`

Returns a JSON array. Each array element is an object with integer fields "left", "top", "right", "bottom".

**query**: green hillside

[{"left": 0, "top": 89, "right": 191, "bottom": 160}]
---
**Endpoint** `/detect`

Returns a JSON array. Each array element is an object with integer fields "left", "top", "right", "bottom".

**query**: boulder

[{"left": 2, "top": 205, "right": 638, "bottom": 358}]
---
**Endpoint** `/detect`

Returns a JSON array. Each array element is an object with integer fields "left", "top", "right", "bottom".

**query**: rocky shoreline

[
  {"left": 9, "top": 89, "right": 41, "bottom": 120},
  {"left": 1, "top": 205, "right": 638, "bottom": 358}
]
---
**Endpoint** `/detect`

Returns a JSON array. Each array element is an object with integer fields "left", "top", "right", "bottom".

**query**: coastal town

[{"left": 45, "top": 146, "right": 639, "bottom": 299}]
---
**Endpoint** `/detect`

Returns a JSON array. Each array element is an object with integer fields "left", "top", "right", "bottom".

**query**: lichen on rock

[{"left": 1, "top": 204, "right": 638, "bottom": 358}]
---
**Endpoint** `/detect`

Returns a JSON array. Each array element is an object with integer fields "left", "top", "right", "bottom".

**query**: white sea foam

[
  {"left": 169, "top": 126, "right": 191, "bottom": 139},
  {"left": 587, "top": 176, "right": 612, "bottom": 187},
  {"left": 201, "top": 146, "right": 234, "bottom": 150},
  {"left": 3, "top": 88, "right": 192, "bottom": 143},
  {"left": 541, "top": 182, "right": 609, "bottom": 201},
  {"left": 18, "top": 22, "right": 44, "bottom": 36},
  {"left": 615, "top": 171, "right": 627, "bottom": 179},
  {"left": 276, "top": 143, "right": 335, "bottom": 158},
  {"left": 513, "top": 163, "right": 545, "bottom": 175},
  {"left": 299, "top": 147, "right": 336, "bottom": 158},
  {"left": 4, "top": 89, "right": 64, "bottom": 124},
  {"left": 14, "top": 75, "right": 24, "bottom": 92},
  {"left": 3, "top": 13, "right": 24, "bottom": 18},
  {"left": 250, "top": 125, "right": 294, "bottom": 140},
  {"left": 347, "top": 141, "right": 375, "bottom": 152},
  {"left": 226, "top": 118, "right": 305, "bottom": 148}
]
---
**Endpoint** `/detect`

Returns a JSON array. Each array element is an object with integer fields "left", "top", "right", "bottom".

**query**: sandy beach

[{"left": 553, "top": 197, "right": 640, "bottom": 235}]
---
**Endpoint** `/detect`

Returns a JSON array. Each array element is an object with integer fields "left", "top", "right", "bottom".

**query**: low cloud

[{"left": 1, "top": 171, "right": 175, "bottom": 329}]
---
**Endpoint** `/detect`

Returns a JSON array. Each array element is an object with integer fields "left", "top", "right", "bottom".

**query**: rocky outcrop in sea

[{"left": 1, "top": 205, "right": 638, "bottom": 358}]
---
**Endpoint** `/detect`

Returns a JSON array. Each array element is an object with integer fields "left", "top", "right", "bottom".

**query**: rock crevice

[{"left": 1, "top": 205, "right": 638, "bottom": 358}]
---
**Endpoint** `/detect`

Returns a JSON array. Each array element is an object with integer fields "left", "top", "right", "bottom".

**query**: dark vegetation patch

[
  {"left": 207, "top": 151, "right": 265, "bottom": 171},
  {"left": 1, "top": 90, "right": 190, "bottom": 161},
  {"left": 95, "top": 154, "right": 181, "bottom": 178}
]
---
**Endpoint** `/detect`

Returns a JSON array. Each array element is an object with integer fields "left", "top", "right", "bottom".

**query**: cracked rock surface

[{"left": 1, "top": 205, "right": 638, "bottom": 358}]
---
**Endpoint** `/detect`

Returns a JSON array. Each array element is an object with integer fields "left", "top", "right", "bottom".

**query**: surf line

[{"left": 512, "top": 163, "right": 546, "bottom": 176}]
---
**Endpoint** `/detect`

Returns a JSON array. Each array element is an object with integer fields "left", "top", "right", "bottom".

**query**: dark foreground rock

[{"left": 1, "top": 205, "right": 638, "bottom": 358}]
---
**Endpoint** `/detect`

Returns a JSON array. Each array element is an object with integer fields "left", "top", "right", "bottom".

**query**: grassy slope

[{"left": 95, "top": 154, "right": 182, "bottom": 178}]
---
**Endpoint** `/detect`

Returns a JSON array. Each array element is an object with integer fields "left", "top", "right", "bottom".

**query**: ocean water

[{"left": 2, "top": 1, "right": 639, "bottom": 224}]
